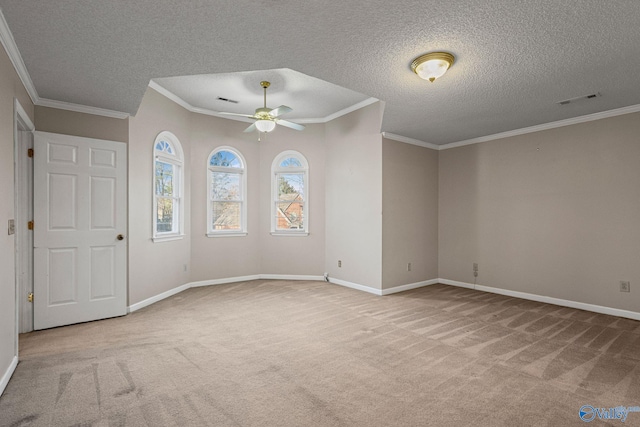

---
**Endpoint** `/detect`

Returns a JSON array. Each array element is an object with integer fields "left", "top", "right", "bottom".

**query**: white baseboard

[
  {"left": 260, "top": 274, "right": 325, "bottom": 281},
  {"left": 438, "top": 278, "right": 476, "bottom": 289},
  {"left": 0, "top": 356, "right": 18, "bottom": 397},
  {"left": 439, "top": 279, "right": 640, "bottom": 321},
  {"left": 328, "top": 278, "right": 382, "bottom": 295},
  {"left": 190, "top": 275, "right": 261, "bottom": 288},
  {"left": 128, "top": 274, "right": 640, "bottom": 321},
  {"left": 129, "top": 274, "right": 325, "bottom": 312},
  {"left": 128, "top": 283, "right": 191, "bottom": 313},
  {"left": 381, "top": 279, "right": 439, "bottom": 295}
]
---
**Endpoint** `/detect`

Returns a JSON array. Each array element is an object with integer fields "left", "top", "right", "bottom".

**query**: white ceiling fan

[{"left": 219, "top": 81, "right": 305, "bottom": 137}]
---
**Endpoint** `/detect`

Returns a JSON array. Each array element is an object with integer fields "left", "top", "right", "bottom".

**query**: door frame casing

[{"left": 13, "top": 99, "right": 35, "bottom": 345}]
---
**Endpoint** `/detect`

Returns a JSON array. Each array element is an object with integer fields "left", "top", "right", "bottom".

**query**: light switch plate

[{"left": 8, "top": 219, "right": 15, "bottom": 235}]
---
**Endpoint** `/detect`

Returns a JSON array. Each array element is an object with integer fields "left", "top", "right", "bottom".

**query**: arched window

[
  {"left": 153, "top": 132, "right": 184, "bottom": 241},
  {"left": 207, "top": 147, "right": 247, "bottom": 236},
  {"left": 271, "top": 151, "right": 309, "bottom": 235}
]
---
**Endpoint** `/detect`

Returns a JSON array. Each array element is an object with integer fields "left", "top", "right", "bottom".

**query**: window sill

[
  {"left": 207, "top": 232, "right": 248, "bottom": 238},
  {"left": 270, "top": 232, "right": 309, "bottom": 237},
  {"left": 152, "top": 234, "right": 185, "bottom": 243}
]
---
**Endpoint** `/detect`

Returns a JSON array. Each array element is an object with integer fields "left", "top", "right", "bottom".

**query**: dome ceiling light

[{"left": 411, "top": 52, "right": 455, "bottom": 82}]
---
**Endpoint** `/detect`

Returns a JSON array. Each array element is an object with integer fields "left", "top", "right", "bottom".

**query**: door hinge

[
  {"left": 27, "top": 220, "right": 34, "bottom": 230},
  {"left": 27, "top": 148, "right": 34, "bottom": 158},
  {"left": 28, "top": 292, "right": 34, "bottom": 303}
]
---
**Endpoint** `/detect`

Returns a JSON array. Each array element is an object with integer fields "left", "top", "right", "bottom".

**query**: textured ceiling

[
  {"left": 153, "top": 69, "right": 372, "bottom": 121},
  {"left": 2, "top": 0, "right": 640, "bottom": 145}
]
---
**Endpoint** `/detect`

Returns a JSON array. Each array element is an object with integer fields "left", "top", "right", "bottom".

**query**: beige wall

[
  {"left": 35, "top": 106, "right": 128, "bottom": 143},
  {"left": 439, "top": 112, "right": 640, "bottom": 312},
  {"left": 188, "top": 114, "right": 262, "bottom": 281},
  {"left": 0, "top": 43, "right": 34, "bottom": 390},
  {"left": 325, "top": 102, "right": 384, "bottom": 290},
  {"left": 189, "top": 113, "right": 327, "bottom": 281},
  {"left": 128, "top": 88, "right": 192, "bottom": 304},
  {"left": 258, "top": 124, "right": 326, "bottom": 276},
  {"left": 382, "top": 138, "right": 438, "bottom": 289}
]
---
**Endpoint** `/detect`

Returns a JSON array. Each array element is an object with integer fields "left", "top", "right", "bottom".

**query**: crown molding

[
  {"left": 296, "top": 97, "right": 379, "bottom": 124},
  {"left": 149, "top": 80, "right": 378, "bottom": 124},
  {"left": 37, "top": 98, "right": 129, "bottom": 119},
  {"left": 1, "top": 9, "right": 130, "bottom": 119},
  {"left": 381, "top": 132, "right": 440, "bottom": 150},
  {"left": 0, "top": 9, "right": 38, "bottom": 104},
  {"left": 440, "top": 103, "right": 640, "bottom": 150}
]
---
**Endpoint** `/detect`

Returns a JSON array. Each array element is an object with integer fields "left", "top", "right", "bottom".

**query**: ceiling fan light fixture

[
  {"left": 255, "top": 119, "right": 276, "bottom": 133},
  {"left": 411, "top": 52, "right": 455, "bottom": 82}
]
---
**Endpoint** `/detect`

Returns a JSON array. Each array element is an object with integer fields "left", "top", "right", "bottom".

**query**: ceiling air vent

[
  {"left": 557, "top": 92, "right": 601, "bottom": 106},
  {"left": 217, "top": 97, "right": 239, "bottom": 104}
]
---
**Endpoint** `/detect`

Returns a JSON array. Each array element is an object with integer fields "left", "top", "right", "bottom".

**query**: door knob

[{"left": 117, "top": 234, "right": 124, "bottom": 240}]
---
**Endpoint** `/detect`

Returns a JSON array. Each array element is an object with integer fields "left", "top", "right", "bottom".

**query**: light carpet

[{"left": 1, "top": 280, "right": 640, "bottom": 426}]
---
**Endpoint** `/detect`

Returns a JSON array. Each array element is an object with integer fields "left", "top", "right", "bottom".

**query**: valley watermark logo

[{"left": 579, "top": 405, "right": 640, "bottom": 423}]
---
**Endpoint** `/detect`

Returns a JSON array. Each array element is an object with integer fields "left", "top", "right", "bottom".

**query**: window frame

[
  {"left": 271, "top": 150, "right": 309, "bottom": 236},
  {"left": 152, "top": 131, "right": 185, "bottom": 242},
  {"left": 207, "top": 146, "right": 248, "bottom": 237}
]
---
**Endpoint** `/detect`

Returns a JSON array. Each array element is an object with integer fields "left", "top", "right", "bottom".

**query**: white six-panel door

[{"left": 33, "top": 132, "right": 127, "bottom": 330}]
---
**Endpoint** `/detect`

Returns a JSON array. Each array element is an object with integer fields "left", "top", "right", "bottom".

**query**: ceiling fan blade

[
  {"left": 219, "top": 112, "right": 256, "bottom": 118},
  {"left": 269, "top": 105, "right": 293, "bottom": 118},
  {"left": 276, "top": 119, "right": 305, "bottom": 131},
  {"left": 243, "top": 123, "right": 257, "bottom": 133}
]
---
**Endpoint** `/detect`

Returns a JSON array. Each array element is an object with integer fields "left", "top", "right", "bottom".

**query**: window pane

[
  {"left": 155, "top": 140, "right": 174, "bottom": 154},
  {"left": 155, "top": 161, "right": 174, "bottom": 196},
  {"left": 212, "top": 202, "right": 241, "bottom": 230},
  {"left": 279, "top": 157, "right": 302, "bottom": 168},
  {"left": 212, "top": 172, "right": 241, "bottom": 200},
  {"left": 210, "top": 150, "right": 241, "bottom": 168},
  {"left": 277, "top": 173, "right": 304, "bottom": 199},
  {"left": 276, "top": 201, "right": 304, "bottom": 230},
  {"left": 157, "top": 197, "right": 174, "bottom": 232}
]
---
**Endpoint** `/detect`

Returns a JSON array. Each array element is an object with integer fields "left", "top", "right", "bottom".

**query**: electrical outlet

[
  {"left": 473, "top": 263, "right": 478, "bottom": 277},
  {"left": 183, "top": 264, "right": 188, "bottom": 272},
  {"left": 620, "top": 281, "right": 631, "bottom": 293},
  {"left": 338, "top": 260, "right": 342, "bottom": 268},
  {"left": 407, "top": 262, "right": 412, "bottom": 272}
]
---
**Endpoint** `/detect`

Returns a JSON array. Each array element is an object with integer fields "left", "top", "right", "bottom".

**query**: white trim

[
  {"left": 439, "top": 103, "right": 640, "bottom": 150},
  {"left": 14, "top": 99, "right": 34, "bottom": 132},
  {"left": 260, "top": 274, "right": 325, "bottom": 281},
  {"left": 128, "top": 274, "right": 324, "bottom": 312},
  {"left": 0, "top": 11, "right": 38, "bottom": 104},
  {"left": 381, "top": 132, "right": 440, "bottom": 151},
  {"left": 438, "top": 279, "right": 640, "bottom": 321},
  {"left": 206, "top": 232, "right": 248, "bottom": 238},
  {"left": 37, "top": 98, "right": 129, "bottom": 119},
  {"left": 381, "top": 279, "right": 439, "bottom": 295},
  {"left": 272, "top": 150, "right": 309, "bottom": 234},
  {"left": 2, "top": 9, "right": 132, "bottom": 119},
  {"left": 14, "top": 99, "right": 35, "bottom": 339},
  {"left": 0, "top": 356, "right": 18, "bottom": 397},
  {"left": 189, "top": 275, "right": 262, "bottom": 288},
  {"left": 149, "top": 80, "right": 378, "bottom": 124},
  {"left": 296, "top": 98, "right": 380, "bottom": 124},
  {"left": 151, "top": 234, "right": 185, "bottom": 243},
  {"left": 129, "top": 275, "right": 640, "bottom": 321},
  {"left": 328, "top": 278, "right": 382, "bottom": 295},
  {"left": 207, "top": 146, "right": 248, "bottom": 236},
  {"left": 148, "top": 81, "right": 193, "bottom": 111},
  {"left": 437, "top": 278, "right": 476, "bottom": 289},
  {"left": 128, "top": 283, "right": 191, "bottom": 313},
  {"left": 153, "top": 132, "right": 185, "bottom": 240}
]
